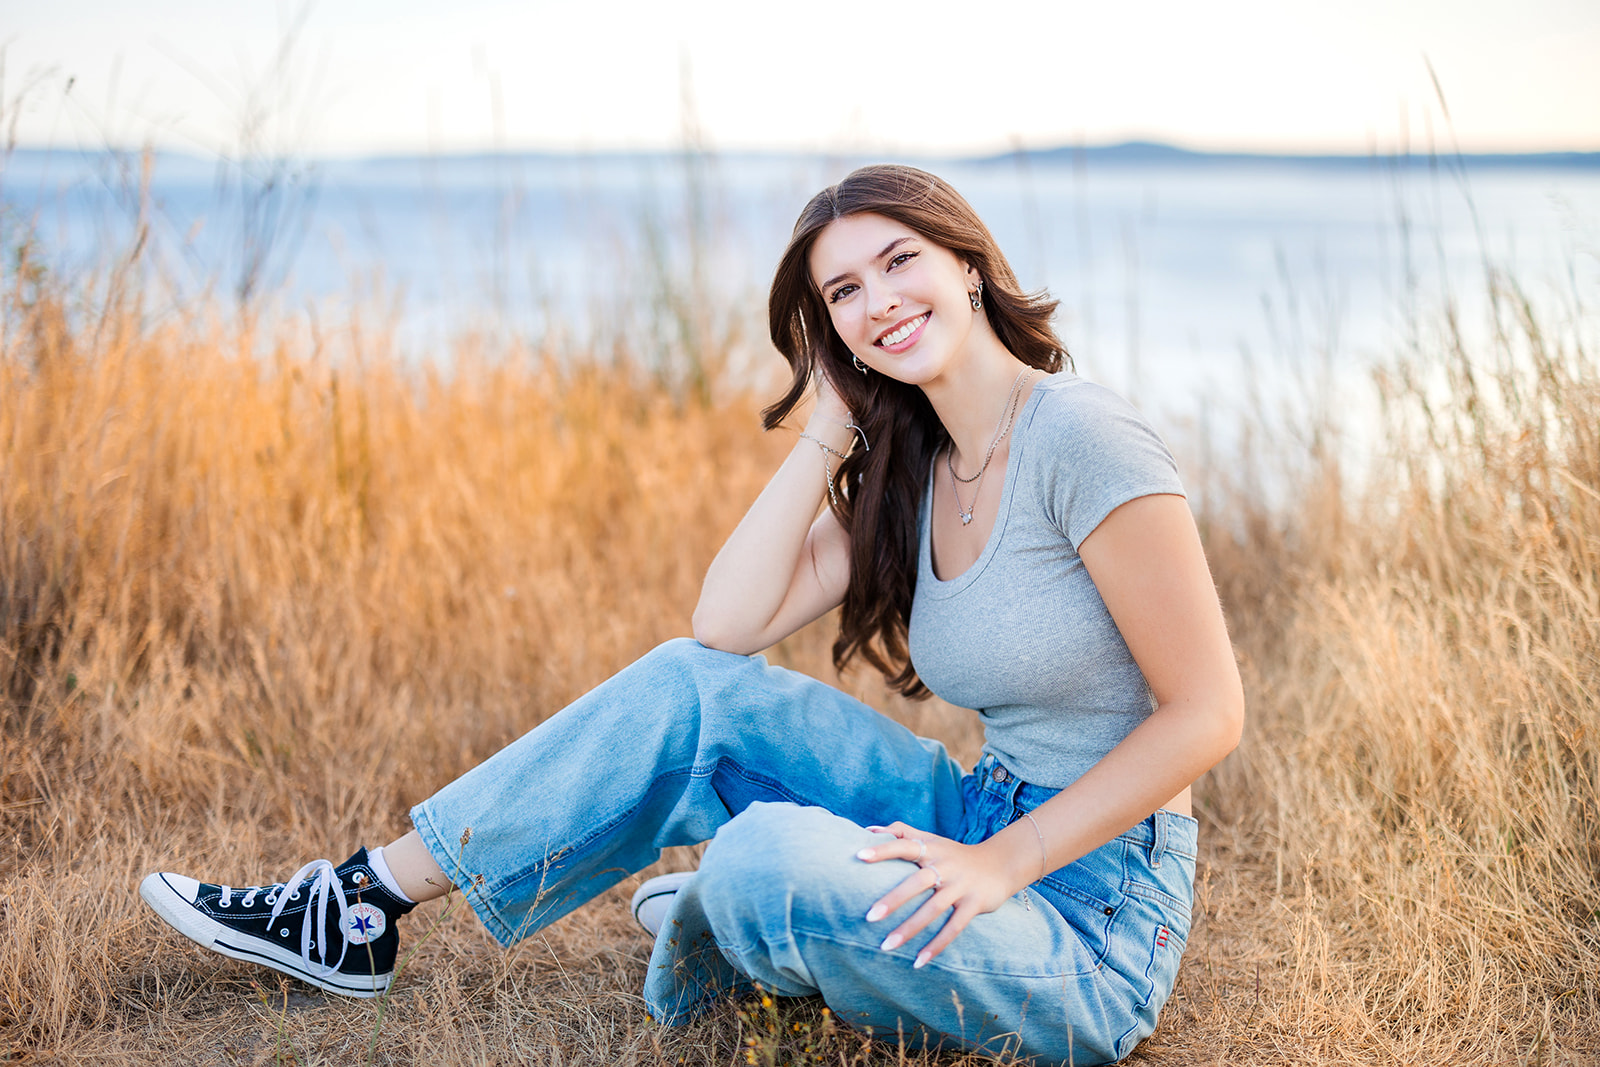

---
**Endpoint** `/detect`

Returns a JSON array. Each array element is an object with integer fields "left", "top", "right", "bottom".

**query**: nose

[{"left": 867, "top": 281, "right": 902, "bottom": 320}]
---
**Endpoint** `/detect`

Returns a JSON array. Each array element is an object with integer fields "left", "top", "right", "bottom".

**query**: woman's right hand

[
  {"left": 810, "top": 368, "right": 854, "bottom": 431},
  {"left": 691, "top": 370, "right": 857, "bottom": 654}
]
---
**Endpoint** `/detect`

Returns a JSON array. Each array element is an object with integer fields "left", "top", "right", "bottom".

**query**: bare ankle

[{"left": 382, "top": 830, "right": 454, "bottom": 903}]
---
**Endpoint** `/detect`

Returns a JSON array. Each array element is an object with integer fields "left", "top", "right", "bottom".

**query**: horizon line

[{"left": 8, "top": 138, "right": 1600, "bottom": 169}]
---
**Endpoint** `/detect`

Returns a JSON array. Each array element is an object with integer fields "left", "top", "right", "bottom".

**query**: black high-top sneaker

[{"left": 140, "top": 847, "right": 416, "bottom": 998}]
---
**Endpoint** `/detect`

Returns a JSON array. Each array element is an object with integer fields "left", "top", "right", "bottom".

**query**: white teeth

[{"left": 877, "top": 313, "right": 928, "bottom": 346}]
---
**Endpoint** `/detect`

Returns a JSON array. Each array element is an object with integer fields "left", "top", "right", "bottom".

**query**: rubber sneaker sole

[{"left": 140, "top": 872, "right": 392, "bottom": 998}]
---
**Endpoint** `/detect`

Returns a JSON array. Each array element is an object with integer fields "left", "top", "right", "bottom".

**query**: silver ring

[
  {"left": 927, "top": 865, "right": 942, "bottom": 889},
  {"left": 913, "top": 839, "right": 927, "bottom": 864}
]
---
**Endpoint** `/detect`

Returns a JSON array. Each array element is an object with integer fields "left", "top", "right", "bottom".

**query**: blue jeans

[{"left": 411, "top": 639, "right": 1196, "bottom": 1066}]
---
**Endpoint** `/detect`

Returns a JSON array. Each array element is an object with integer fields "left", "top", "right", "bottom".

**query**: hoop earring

[
  {"left": 853, "top": 355, "right": 870, "bottom": 374},
  {"left": 969, "top": 281, "right": 984, "bottom": 312}
]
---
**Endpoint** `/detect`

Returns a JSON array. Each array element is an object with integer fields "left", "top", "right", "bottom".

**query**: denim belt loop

[{"left": 1150, "top": 810, "right": 1170, "bottom": 869}]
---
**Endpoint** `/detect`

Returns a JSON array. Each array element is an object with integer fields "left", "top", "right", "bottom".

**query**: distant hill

[
  {"left": 6, "top": 140, "right": 1598, "bottom": 173},
  {"left": 972, "top": 140, "right": 1600, "bottom": 170}
]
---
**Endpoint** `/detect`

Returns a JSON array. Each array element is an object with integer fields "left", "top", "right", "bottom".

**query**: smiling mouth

[{"left": 875, "top": 313, "right": 929, "bottom": 347}]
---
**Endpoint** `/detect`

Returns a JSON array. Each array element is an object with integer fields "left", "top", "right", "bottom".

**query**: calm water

[{"left": 5, "top": 147, "right": 1597, "bottom": 444}]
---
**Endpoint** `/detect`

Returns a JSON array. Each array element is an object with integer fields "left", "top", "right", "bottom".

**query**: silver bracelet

[
  {"left": 1021, "top": 810, "right": 1049, "bottom": 882},
  {"left": 798, "top": 433, "right": 845, "bottom": 509},
  {"left": 798, "top": 432, "right": 849, "bottom": 461},
  {"left": 805, "top": 410, "right": 870, "bottom": 453},
  {"left": 800, "top": 424, "right": 861, "bottom": 510}
]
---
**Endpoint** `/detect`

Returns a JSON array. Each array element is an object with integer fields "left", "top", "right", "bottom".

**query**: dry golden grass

[{"left": 1, "top": 244, "right": 1596, "bottom": 1065}]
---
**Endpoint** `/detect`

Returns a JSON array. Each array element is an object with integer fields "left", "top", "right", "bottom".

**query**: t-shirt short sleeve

[{"left": 1031, "top": 379, "right": 1185, "bottom": 549}]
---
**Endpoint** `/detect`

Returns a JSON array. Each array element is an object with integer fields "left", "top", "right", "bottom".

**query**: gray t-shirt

[{"left": 908, "top": 373, "right": 1186, "bottom": 789}]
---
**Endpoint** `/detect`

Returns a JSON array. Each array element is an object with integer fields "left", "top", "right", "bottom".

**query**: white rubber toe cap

[
  {"left": 630, "top": 871, "right": 695, "bottom": 938},
  {"left": 140, "top": 872, "right": 218, "bottom": 949},
  {"left": 143, "top": 872, "right": 201, "bottom": 904}
]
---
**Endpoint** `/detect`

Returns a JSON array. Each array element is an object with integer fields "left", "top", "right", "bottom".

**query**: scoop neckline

[{"left": 918, "top": 380, "right": 1049, "bottom": 595}]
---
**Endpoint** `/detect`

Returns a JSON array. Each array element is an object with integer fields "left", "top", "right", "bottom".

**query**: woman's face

[{"left": 808, "top": 212, "right": 980, "bottom": 387}]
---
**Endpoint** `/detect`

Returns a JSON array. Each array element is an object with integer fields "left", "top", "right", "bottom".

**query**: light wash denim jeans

[{"left": 411, "top": 639, "right": 1196, "bottom": 1065}]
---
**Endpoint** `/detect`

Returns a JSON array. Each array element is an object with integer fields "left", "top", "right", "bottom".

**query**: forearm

[
  {"left": 857, "top": 699, "right": 1239, "bottom": 968},
  {"left": 978, "top": 696, "right": 1243, "bottom": 895},
  {"left": 975, "top": 492, "right": 1249, "bottom": 896},
  {"left": 691, "top": 408, "right": 855, "bottom": 650}
]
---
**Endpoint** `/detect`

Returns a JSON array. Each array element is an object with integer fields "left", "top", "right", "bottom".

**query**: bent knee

[
  {"left": 615, "top": 638, "right": 756, "bottom": 727},
  {"left": 631, "top": 638, "right": 760, "bottom": 705},
  {"left": 710, "top": 802, "right": 859, "bottom": 865},
  {"left": 641, "top": 636, "right": 750, "bottom": 672},
  {"left": 699, "top": 803, "right": 891, "bottom": 926}
]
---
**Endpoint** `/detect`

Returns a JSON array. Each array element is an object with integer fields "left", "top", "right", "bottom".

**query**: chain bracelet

[
  {"left": 1021, "top": 810, "right": 1049, "bottom": 882},
  {"left": 799, "top": 432, "right": 849, "bottom": 461},
  {"left": 799, "top": 432, "right": 846, "bottom": 509},
  {"left": 801, "top": 409, "right": 868, "bottom": 511}
]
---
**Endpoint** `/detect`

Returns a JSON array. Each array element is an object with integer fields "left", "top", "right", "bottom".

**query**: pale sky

[{"left": 5, "top": 0, "right": 1598, "bottom": 158}]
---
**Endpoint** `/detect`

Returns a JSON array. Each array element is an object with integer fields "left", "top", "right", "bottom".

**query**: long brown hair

[{"left": 764, "top": 164, "right": 1071, "bottom": 697}]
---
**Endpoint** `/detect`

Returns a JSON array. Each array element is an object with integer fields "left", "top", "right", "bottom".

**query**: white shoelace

[{"left": 216, "top": 859, "right": 355, "bottom": 978}]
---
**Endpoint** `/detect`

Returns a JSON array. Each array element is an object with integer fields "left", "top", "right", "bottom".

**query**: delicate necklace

[{"left": 947, "top": 367, "right": 1035, "bottom": 526}]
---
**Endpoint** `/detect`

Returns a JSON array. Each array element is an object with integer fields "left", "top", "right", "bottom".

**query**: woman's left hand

[{"left": 855, "top": 821, "right": 1022, "bottom": 968}]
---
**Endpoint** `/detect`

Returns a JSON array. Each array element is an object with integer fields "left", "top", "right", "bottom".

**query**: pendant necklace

[{"left": 948, "top": 367, "right": 1035, "bottom": 526}]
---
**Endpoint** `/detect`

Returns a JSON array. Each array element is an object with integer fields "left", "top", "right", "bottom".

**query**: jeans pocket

[
  {"left": 1097, "top": 887, "right": 1189, "bottom": 1062},
  {"left": 1108, "top": 876, "right": 1190, "bottom": 1009},
  {"left": 1121, "top": 877, "right": 1192, "bottom": 927}
]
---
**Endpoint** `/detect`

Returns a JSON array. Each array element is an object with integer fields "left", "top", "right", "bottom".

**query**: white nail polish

[
  {"left": 865, "top": 905, "right": 886, "bottom": 922},
  {"left": 913, "top": 952, "right": 930, "bottom": 969},
  {"left": 856, "top": 849, "right": 874, "bottom": 861},
  {"left": 880, "top": 934, "right": 902, "bottom": 951}
]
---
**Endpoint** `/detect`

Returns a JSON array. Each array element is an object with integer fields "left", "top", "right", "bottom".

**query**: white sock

[{"left": 367, "top": 846, "right": 416, "bottom": 905}]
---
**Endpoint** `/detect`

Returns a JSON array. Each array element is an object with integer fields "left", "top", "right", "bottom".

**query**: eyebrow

[{"left": 818, "top": 237, "right": 916, "bottom": 293}]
